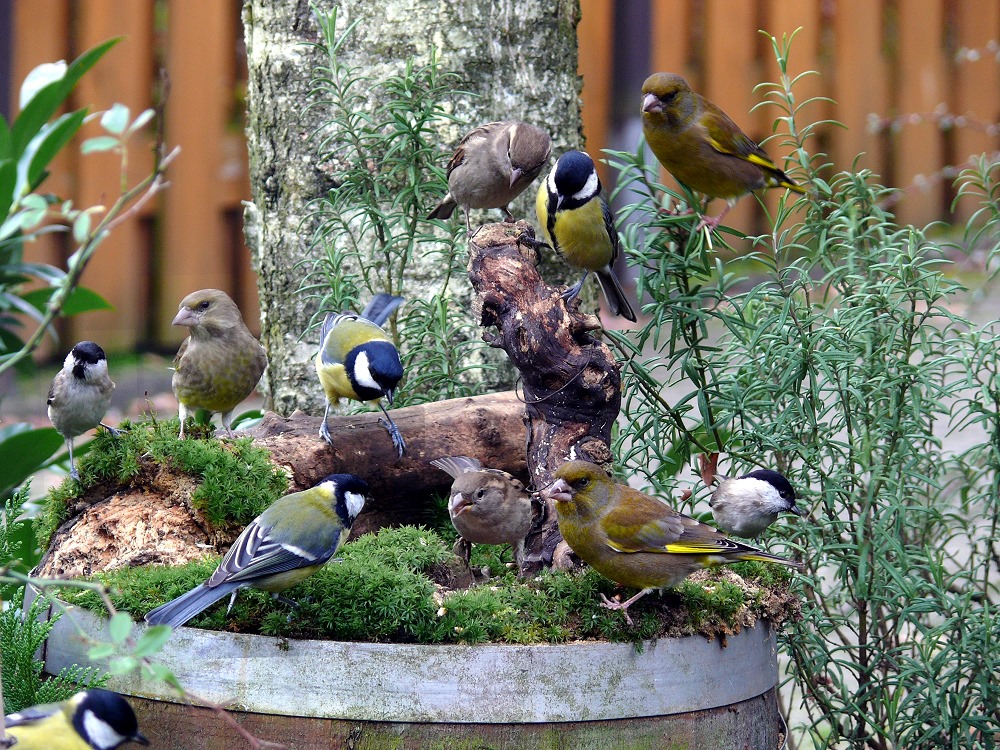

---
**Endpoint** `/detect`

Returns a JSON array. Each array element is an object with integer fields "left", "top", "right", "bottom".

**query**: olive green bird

[
  {"left": 4, "top": 689, "right": 148, "bottom": 749},
  {"left": 543, "top": 460, "right": 801, "bottom": 624},
  {"left": 171, "top": 289, "right": 267, "bottom": 439},
  {"left": 641, "top": 72, "right": 807, "bottom": 232}
]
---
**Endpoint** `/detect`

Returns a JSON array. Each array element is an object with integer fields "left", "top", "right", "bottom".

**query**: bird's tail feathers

[
  {"left": 596, "top": 269, "right": 637, "bottom": 323},
  {"left": 430, "top": 455, "right": 484, "bottom": 479},
  {"left": 427, "top": 196, "right": 457, "bottom": 220},
  {"left": 736, "top": 550, "right": 803, "bottom": 570},
  {"left": 144, "top": 581, "right": 242, "bottom": 628},
  {"left": 361, "top": 294, "right": 405, "bottom": 326}
]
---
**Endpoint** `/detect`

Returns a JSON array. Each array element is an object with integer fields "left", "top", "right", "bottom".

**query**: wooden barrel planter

[{"left": 32, "top": 588, "right": 786, "bottom": 750}]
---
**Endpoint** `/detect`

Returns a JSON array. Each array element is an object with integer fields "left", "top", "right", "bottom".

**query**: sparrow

[
  {"left": 170, "top": 289, "right": 267, "bottom": 440},
  {"left": 428, "top": 121, "right": 552, "bottom": 232},
  {"left": 430, "top": 455, "right": 535, "bottom": 566},
  {"left": 47, "top": 341, "right": 115, "bottom": 479},
  {"left": 641, "top": 72, "right": 807, "bottom": 231}
]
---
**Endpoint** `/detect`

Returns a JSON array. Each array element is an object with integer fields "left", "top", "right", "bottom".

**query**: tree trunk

[{"left": 242, "top": 0, "right": 583, "bottom": 416}]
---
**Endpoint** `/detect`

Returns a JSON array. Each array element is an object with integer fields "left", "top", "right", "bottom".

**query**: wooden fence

[{"left": 7, "top": 0, "right": 999, "bottom": 351}]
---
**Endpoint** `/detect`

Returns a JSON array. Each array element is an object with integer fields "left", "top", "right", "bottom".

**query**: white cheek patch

[
  {"left": 570, "top": 170, "right": 599, "bottom": 203},
  {"left": 86, "top": 358, "right": 109, "bottom": 382},
  {"left": 83, "top": 710, "right": 126, "bottom": 750},
  {"left": 352, "top": 351, "right": 381, "bottom": 392},
  {"left": 344, "top": 491, "right": 366, "bottom": 518}
]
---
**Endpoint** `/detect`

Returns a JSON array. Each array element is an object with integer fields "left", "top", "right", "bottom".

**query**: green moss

[
  {"left": 35, "top": 418, "right": 289, "bottom": 546},
  {"left": 62, "top": 525, "right": 798, "bottom": 645}
]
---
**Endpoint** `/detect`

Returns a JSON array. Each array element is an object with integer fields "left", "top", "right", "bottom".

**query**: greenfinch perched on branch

[
  {"left": 315, "top": 293, "right": 406, "bottom": 457},
  {"left": 171, "top": 289, "right": 267, "bottom": 440},
  {"left": 47, "top": 341, "right": 115, "bottom": 479},
  {"left": 641, "top": 72, "right": 807, "bottom": 231},
  {"left": 428, "top": 121, "right": 552, "bottom": 233},
  {"left": 431, "top": 455, "right": 536, "bottom": 566},
  {"left": 535, "top": 150, "right": 636, "bottom": 322},
  {"left": 4, "top": 688, "right": 148, "bottom": 749},
  {"left": 145, "top": 473, "right": 369, "bottom": 628},
  {"left": 543, "top": 460, "right": 801, "bottom": 624}
]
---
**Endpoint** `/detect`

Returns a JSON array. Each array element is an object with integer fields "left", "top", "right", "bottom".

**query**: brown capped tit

[
  {"left": 171, "top": 289, "right": 267, "bottom": 440},
  {"left": 641, "top": 72, "right": 807, "bottom": 232},
  {"left": 4, "top": 688, "right": 148, "bottom": 749},
  {"left": 145, "top": 473, "right": 369, "bottom": 628},
  {"left": 315, "top": 293, "right": 406, "bottom": 457},
  {"left": 709, "top": 469, "right": 804, "bottom": 538},
  {"left": 47, "top": 341, "right": 115, "bottom": 480},
  {"left": 431, "top": 455, "right": 535, "bottom": 566},
  {"left": 535, "top": 150, "right": 636, "bottom": 322},
  {"left": 543, "top": 460, "right": 801, "bottom": 624},
  {"left": 428, "top": 121, "right": 552, "bottom": 232}
]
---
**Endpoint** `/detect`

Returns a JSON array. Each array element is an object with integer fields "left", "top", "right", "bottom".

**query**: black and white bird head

[
  {"left": 65, "top": 341, "right": 109, "bottom": 382},
  {"left": 319, "top": 473, "right": 370, "bottom": 525},
  {"left": 548, "top": 150, "right": 601, "bottom": 211},
  {"left": 346, "top": 342, "right": 404, "bottom": 404},
  {"left": 72, "top": 688, "right": 148, "bottom": 749}
]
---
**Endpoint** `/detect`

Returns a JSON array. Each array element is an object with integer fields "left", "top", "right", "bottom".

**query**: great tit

[
  {"left": 4, "top": 688, "right": 148, "bottom": 749},
  {"left": 315, "top": 293, "right": 406, "bottom": 457},
  {"left": 171, "top": 288, "right": 267, "bottom": 439},
  {"left": 428, "top": 121, "right": 552, "bottom": 232},
  {"left": 641, "top": 72, "right": 807, "bottom": 231},
  {"left": 431, "top": 455, "right": 536, "bottom": 566},
  {"left": 709, "top": 468, "right": 804, "bottom": 538},
  {"left": 47, "top": 341, "right": 116, "bottom": 480},
  {"left": 535, "top": 150, "right": 636, "bottom": 322},
  {"left": 145, "top": 473, "right": 369, "bottom": 628},
  {"left": 543, "top": 460, "right": 801, "bottom": 624}
]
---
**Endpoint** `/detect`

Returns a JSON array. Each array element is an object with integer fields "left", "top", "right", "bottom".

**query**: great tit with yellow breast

[
  {"left": 641, "top": 72, "right": 807, "bottom": 232},
  {"left": 535, "top": 150, "right": 636, "bottom": 322},
  {"left": 171, "top": 289, "right": 267, "bottom": 440},
  {"left": 4, "top": 688, "right": 148, "bottom": 749},
  {"left": 315, "top": 293, "right": 406, "bottom": 457},
  {"left": 543, "top": 460, "right": 801, "bottom": 624},
  {"left": 431, "top": 455, "right": 536, "bottom": 567},
  {"left": 47, "top": 341, "right": 116, "bottom": 480},
  {"left": 428, "top": 121, "right": 552, "bottom": 232},
  {"left": 709, "top": 468, "right": 804, "bottom": 538},
  {"left": 144, "top": 473, "right": 369, "bottom": 628}
]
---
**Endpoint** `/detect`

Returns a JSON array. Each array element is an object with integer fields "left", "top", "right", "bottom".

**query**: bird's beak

[
  {"left": 172, "top": 307, "right": 197, "bottom": 327},
  {"left": 385, "top": 388, "right": 395, "bottom": 405},
  {"left": 450, "top": 493, "right": 472, "bottom": 516},
  {"left": 789, "top": 503, "right": 806, "bottom": 517},
  {"left": 509, "top": 167, "right": 523, "bottom": 188},
  {"left": 132, "top": 732, "right": 151, "bottom": 746},
  {"left": 641, "top": 92, "right": 662, "bottom": 114},
  {"left": 541, "top": 478, "right": 572, "bottom": 504}
]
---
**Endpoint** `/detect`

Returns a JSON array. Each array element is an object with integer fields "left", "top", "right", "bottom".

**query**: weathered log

[
  {"left": 36, "top": 392, "right": 528, "bottom": 579},
  {"left": 468, "top": 221, "right": 622, "bottom": 570}
]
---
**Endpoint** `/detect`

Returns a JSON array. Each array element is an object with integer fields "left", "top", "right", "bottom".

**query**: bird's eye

[
  {"left": 663, "top": 91, "right": 678, "bottom": 103},
  {"left": 475, "top": 488, "right": 486, "bottom": 499},
  {"left": 198, "top": 300, "right": 211, "bottom": 310},
  {"left": 574, "top": 477, "right": 589, "bottom": 489}
]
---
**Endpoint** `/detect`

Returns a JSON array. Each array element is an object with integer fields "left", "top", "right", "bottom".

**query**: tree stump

[{"left": 468, "top": 221, "right": 623, "bottom": 571}]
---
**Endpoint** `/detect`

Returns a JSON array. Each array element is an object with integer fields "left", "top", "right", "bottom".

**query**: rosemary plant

[{"left": 608, "top": 33, "right": 999, "bottom": 750}]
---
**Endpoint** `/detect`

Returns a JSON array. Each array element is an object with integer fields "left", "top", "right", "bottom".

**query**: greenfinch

[
  {"left": 4, "top": 688, "right": 148, "bottom": 749},
  {"left": 428, "top": 121, "right": 552, "bottom": 232},
  {"left": 171, "top": 289, "right": 267, "bottom": 439},
  {"left": 431, "top": 455, "right": 536, "bottom": 566},
  {"left": 641, "top": 72, "right": 807, "bottom": 231},
  {"left": 315, "top": 293, "right": 406, "bottom": 457},
  {"left": 535, "top": 150, "right": 636, "bottom": 322},
  {"left": 543, "top": 460, "right": 801, "bottom": 624},
  {"left": 709, "top": 468, "right": 805, "bottom": 538},
  {"left": 47, "top": 341, "right": 115, "bottom": 479},
  {"left": 145, "top": 473, "right": 369, "bottom": 628}
]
